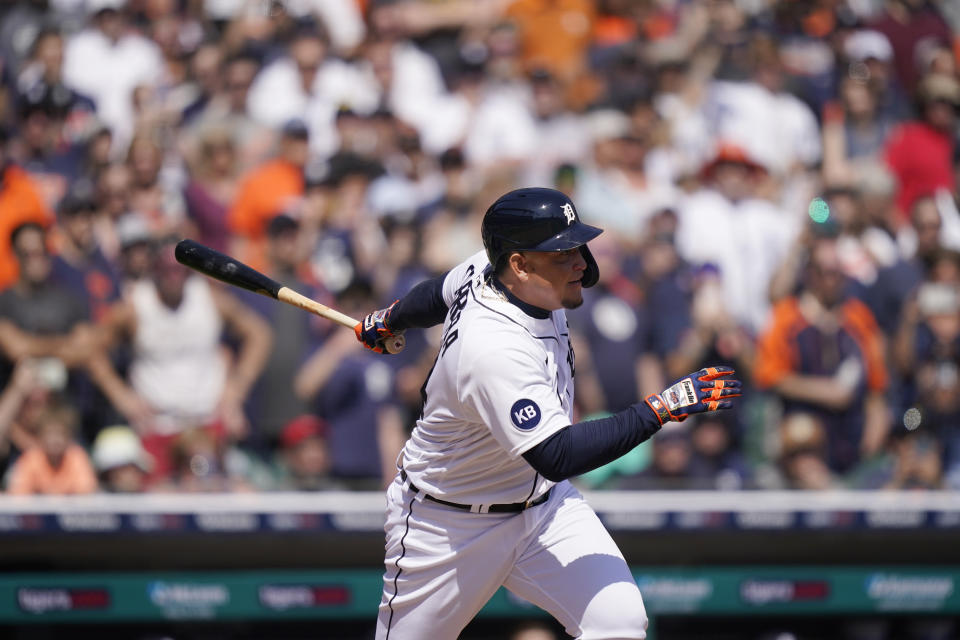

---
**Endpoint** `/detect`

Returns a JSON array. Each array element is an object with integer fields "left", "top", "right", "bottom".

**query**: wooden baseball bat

[{"left": 174, "top": 239, "right": 405, "bottom": 354}]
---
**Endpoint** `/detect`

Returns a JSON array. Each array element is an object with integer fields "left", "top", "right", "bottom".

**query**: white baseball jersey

[{"left": 399, "top": 250, "right": 575, "bottom": 506}]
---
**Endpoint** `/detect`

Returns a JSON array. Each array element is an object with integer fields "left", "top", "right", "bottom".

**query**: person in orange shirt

[
  {"left": 0, "top": 134, "right": 55, "bottom": 290},
  {"left": 506, "top": 0, "right": 595, "bottom": 80},
  {"left": 227, "top": 119, "right": 308, "bottom": 271},
  {"left": 755, "top": 235, "right": 890, "bottom": 475},
  {"left": 7, "top": 396, "right": 97, "bottom": 495}
]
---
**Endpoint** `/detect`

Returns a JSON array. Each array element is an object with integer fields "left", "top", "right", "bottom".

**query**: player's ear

[{"left": 507, "top": 252, "right": 530, "bottom": 281}]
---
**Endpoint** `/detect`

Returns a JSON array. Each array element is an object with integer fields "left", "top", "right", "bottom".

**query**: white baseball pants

[{"left": 376, "top": 478, "right": 647, "bottom": 640}]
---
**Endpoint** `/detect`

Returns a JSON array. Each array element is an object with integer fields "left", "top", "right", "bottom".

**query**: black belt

[{"left": 400, "top": 469, "right": 551, "bottom": 513}]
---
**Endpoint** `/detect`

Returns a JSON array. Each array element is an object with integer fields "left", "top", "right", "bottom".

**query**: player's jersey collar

[{"left": 489, "top": 274, "right": 551, "bottom": 319}]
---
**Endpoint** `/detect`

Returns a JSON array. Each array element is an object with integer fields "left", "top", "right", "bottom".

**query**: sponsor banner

[
  {"left": 865, "top": 573, "right": 955, "bottom": 611},
  {"left": 1, "top": 568, "right": 960, "bottom": 622},
  {"left": 258, "top": 584, "right": 351, "bottom": 610},
  {"left": 17, "top": 588, "right": 110, "bottom": 614},
  {"left": 740, "top": 580, "right": 830, "bottom": 606},
  {"left": 148, "top": 581, "right": 230, "bottom": 619},
  {"left": 637, "top": 576, "right": 714, "bottom": 613}
]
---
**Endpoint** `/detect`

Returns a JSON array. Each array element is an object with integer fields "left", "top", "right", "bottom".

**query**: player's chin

[{"left": 561, "top": 285, "right": 584, "bottom": 309}]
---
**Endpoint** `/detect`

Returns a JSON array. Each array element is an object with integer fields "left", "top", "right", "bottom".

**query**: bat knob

[{"left": 384, "top": 333, "right": 406, "bottom": 355}]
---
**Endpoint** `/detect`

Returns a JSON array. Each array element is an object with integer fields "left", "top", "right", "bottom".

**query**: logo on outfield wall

[
  {"left": 148, "top": 582, "right": 229, "bottom": 619},
  {"left": 17, "top": 588, "right": 110, "bottom": 614},
  {"left": 866, "top": 574, "right": 954, "bottom": 610},
  {"left": 636, "top": 577, "right": 713, "bottom": 613},
  {"left": 740, "top": 580, "right": 830, "bottom": 605},
  {"left": 258, "top": 585, "right": 351, "bottom": 610}
]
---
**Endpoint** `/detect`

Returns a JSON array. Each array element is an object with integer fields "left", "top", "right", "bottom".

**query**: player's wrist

[{"left": 643, "top": 393, "right": 673, "bottom": 426}]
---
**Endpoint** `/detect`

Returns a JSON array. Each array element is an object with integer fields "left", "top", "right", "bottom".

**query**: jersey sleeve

[
  {"left": 460, "top": 333, "right": 571, "bottom": 458},
  {"left": 442, "top": 250, "right": 488, "bottom": 306}
]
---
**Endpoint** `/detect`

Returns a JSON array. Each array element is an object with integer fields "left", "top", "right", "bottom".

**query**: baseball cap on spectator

[
  {"left": 92, "top": 425, "right": 154, "bottom": 472},
  {"left": 843, "top": 30, "right": 893, "bottom": 63},
  {"left": 585, "top": 109, "right": 631, "bottom": 142},
  {"left": 700, "top": 141, "right": 766, "bottom": 178},
  {"left": 116, "top": 213, "right": 152, "bottom": 249},
  {"left": 281, "top": 415, "right": 328, "bottom": 449},
  {"left": 281, "top": 118, "right": 310, "bottom": 140},
  {"left": 58, "top": 180, "right": 97, "bottom": 217},
  {"left": 266, "top": 213, "right": 300, "bottom": 237}
]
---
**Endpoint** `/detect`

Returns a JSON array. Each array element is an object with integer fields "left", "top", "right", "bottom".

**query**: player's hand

[
  {"left": 644, "top": 366, "right": 742, "bottom": 425},
  {"left": 355, "top": 301, "right": 403, "bottom": 354}
]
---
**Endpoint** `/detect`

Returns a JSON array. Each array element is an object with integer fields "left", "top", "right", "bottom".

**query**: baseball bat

[{"left": 174, "top": 239, "right": 405, "bottom": 354}]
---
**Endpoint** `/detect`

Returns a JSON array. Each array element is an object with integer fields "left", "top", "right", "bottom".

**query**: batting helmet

[{"left": 481, "top": 187, "right": 603, "bottom": 287}]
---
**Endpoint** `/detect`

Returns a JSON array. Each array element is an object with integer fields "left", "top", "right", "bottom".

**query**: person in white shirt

[{"left": 62, "top": 3, "right": 164, "bottom": 152}]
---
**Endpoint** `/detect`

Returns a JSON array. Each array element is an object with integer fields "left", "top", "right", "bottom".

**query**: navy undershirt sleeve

[
  {"left": 522, "top": 404, "right": 663, "bottom": 482},
  {"left": 388, "top": 273, "right": 449, "bottom": 331}
]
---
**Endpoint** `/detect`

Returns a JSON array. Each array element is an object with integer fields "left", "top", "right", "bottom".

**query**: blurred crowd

[{"left": 0, "top": 0, "right": 959, "bottom": 495}]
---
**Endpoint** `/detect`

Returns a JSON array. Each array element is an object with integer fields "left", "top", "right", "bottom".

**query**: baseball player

[{"left": 356, "top": 187, "right": 742, "bottom": 640}]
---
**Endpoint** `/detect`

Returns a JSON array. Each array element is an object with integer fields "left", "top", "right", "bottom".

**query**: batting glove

[
  {"left": 355, "top": 301, "right": 402, "bottom": 354},
  {"left": 644, "top": 366, "right": 742, "bottom": 425}
]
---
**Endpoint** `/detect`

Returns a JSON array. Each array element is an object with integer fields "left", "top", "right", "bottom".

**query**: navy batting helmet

[{"left": 481, "top": 187, "right": 603, "bottom": 287}]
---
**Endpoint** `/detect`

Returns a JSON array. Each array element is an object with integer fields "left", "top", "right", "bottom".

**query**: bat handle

[{"left": 277, "top": 287, "right": 406, "bottom": 354}]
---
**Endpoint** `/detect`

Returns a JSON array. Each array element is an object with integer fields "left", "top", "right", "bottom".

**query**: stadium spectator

[
  {"left": 688, "top": 413, "right": 752, "bottom": 490},
  {"left": 870, "top": 0, "right": 955, "bottom": 93},
  {"left": 294, "top": 281, "right": 404, "bottom": 489},
  {"left": 50, "top": 181, "right": 121, "bottom": 323},
  {"left": 675, "top": 142, "right": 800, "bottom": 334},
  {"left": 821, "top": 74, "right": 899, "bottom": 186},
  {"left": 163, "top": 426, "right": 250, "bottom": 493},
  {"left": 614, "top": 422, "right": 708, "bottom": 490},
  {"left": 181, "top": 51, "right": 274, "bottom": 172},
  {"left": 91, "top": 424, "right": 152, "bottom": 493},
  {"left": 892, "top": 250, "right": 960, "bottom": 473},
  {"left": 840, "top": 29, "right": 912, "bottom": 125},
  {"left": 125, "top": 133, "right": 186, "bottom": 238},
  {"left": 272, "top": 414, "right": 343, "bottom": 491},
  {"left": 227, "top": 118, "right": 309, "bottom": 271},
  {"left": 240, "top": 214, "right": 326, "bottom": 449},
  {"left": 883, "top": 430, "right": 945, "bottom": 490},
  {"left": 0, "top": 138, "right": 54, "bottom": 291},
  {"left": 868, "top": 195, "right": 946, "bottom": 334},
  {"left": 247, "top": 21, "right": 376, "bottom": 160},
  {"left": 0, "top": 359, "right": 51, "bottom": 478},
  {"left": 12, "top": 83, "right": 85, "bottom": 209},
  {"left": 776, "top": 412, "right": 841, "bottom": 491},
  {"left": 884, "top": 72, "right": 959, "bottom": 223},
  {"left": 15, "top": 27, "right": 98, "bottom": 135},
  {"left": 62, "top": 1, "right": 164, "bottom": 152},
  {"left": 574, "top": 99, "right": 679, "bottom": 248},
  {"left": 183, "top": 127, "right": 241, "bottom": 254},
  {"left": 755, "top": 236, "right": 891, "bottom": 474},
  {"left": 6, "top": 395, "right": 97, "bottom": 495},
  {"left": 0, "top": 223, "right": 98, "bottom": 427},
  {"left": 419, "top": 147, "right": 486, "bottom": 273},
  {"left": 91, "top": 239, "right": 271, "bottom": 479}
]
